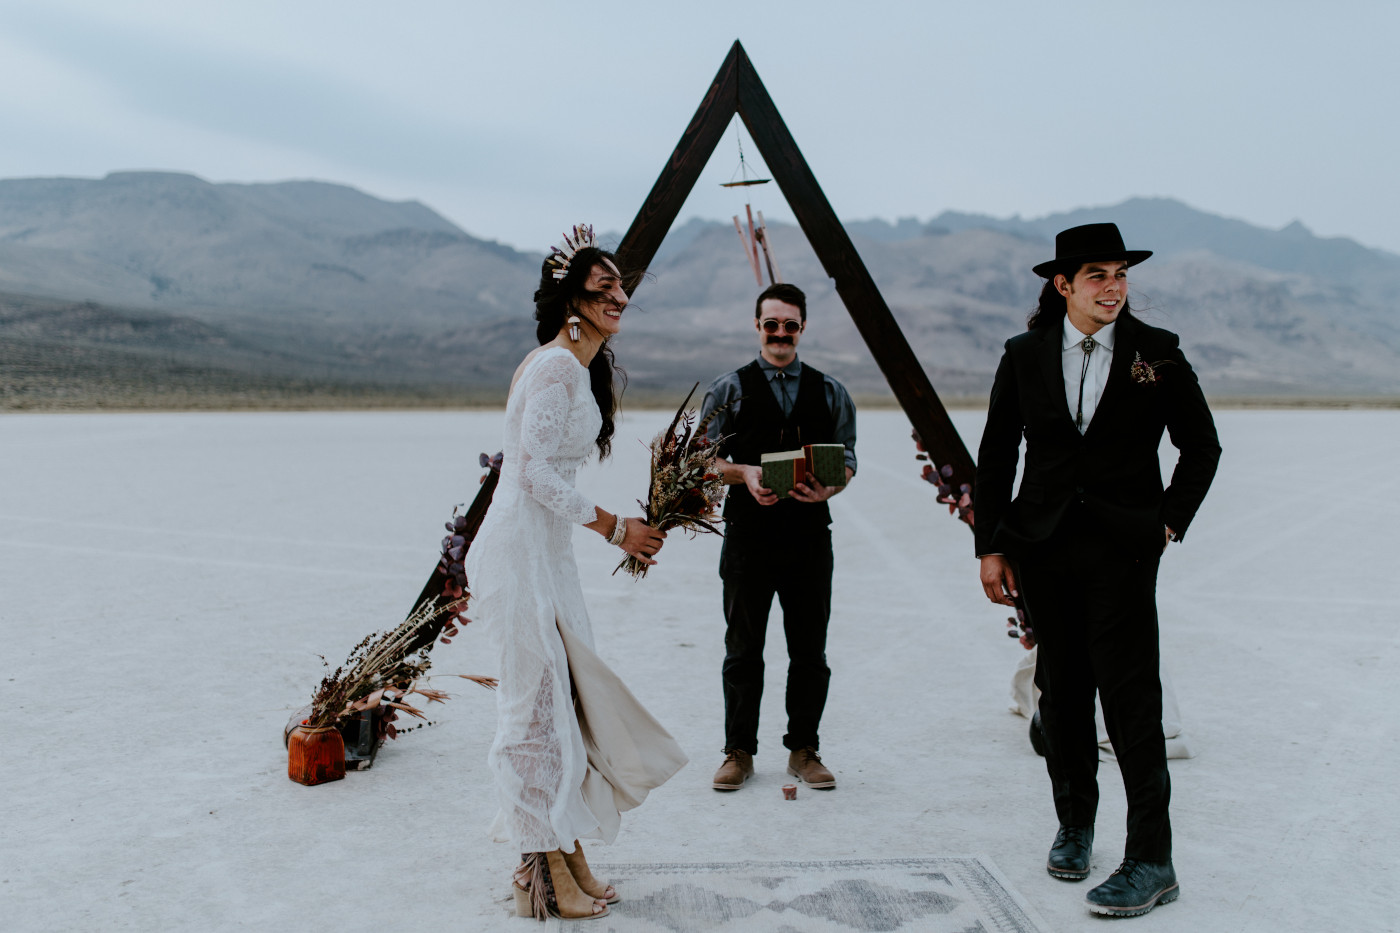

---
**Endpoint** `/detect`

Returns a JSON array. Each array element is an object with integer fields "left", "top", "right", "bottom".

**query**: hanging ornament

[{"left": 722, "top": 125, "right": 781, "bottom": 287}]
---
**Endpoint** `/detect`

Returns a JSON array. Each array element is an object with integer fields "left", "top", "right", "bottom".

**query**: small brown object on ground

[{"left": 782, "top": 783, "right": 797, "bottom": 800}]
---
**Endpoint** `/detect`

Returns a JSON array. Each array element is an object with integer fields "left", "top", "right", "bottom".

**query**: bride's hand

[{"left": 621, "top": 518, "right": 667, "bottom": 565}]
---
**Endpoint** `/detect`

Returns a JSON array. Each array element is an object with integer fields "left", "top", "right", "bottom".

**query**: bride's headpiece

[{"left": 547, "top": 224, "right": 598, "bottom": 281}]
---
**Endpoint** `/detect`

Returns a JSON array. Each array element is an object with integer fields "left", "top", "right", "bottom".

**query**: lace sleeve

[{"left": 515, "top": 353, "right": 600, "bottom": 525}]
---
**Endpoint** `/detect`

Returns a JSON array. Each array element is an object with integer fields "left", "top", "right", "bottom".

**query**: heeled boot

[
  {"left": 562, "top": 840, "right": 619, "bottom": 904},
  {"left": 512, "top": 850, "right": 610, "bottom": 921}
]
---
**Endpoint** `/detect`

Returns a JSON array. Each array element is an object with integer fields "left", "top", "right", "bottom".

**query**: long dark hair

[
  {"left": 532, "top": 246, "right": 627, "bottom": 459},
  {"left": 1027, "top": 265, "right": 1135, "bottom": 330}
]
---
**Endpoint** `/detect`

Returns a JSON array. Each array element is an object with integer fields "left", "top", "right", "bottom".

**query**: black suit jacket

[{"left": 974, "top": 312, "right": 1221, "bottom": 559}]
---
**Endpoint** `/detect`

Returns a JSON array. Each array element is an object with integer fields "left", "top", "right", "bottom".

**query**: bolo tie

[
  {"left": 775, "top": 370, "right": 793, "bottom": 416},
  {"left": 776, "top": 371, "right": 798, "bottom": 445},
  {"left": 1075, "top": 336, "right": 1098, "bottom": 430}
]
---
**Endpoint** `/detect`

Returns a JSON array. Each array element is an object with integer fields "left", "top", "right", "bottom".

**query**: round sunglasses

[{"left": 760, "top": 318, "right": 803, "bottom": 335}]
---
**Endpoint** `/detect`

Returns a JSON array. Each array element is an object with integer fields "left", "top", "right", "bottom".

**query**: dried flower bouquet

[{"left": 615, "top": 383, "right": 728, "bottom": 579}]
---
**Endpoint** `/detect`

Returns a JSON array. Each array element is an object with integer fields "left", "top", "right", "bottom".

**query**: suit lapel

[{"left": 1036, "top": 326, "right": 1074, "bottom": 428}]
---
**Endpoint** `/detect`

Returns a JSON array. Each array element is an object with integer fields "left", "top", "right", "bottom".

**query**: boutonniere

[{"left": 1130, "top": 352, "right": 1173, "bottom": 385}]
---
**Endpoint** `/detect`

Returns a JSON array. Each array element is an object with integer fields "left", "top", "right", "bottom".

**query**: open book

[{"left": 759, "top": 444, "right": 847, "bottom": 498}]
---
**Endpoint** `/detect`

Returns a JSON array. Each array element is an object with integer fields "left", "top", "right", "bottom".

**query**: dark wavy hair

[
  {"left": 754, "top": 282, "right": 807, "bottom": 320},
  {"left": 533, "top": 247, "right": 627, "bottom": 459},
  {"left": 1027, "top": 264, "right": 1135, "bottom": 330}
]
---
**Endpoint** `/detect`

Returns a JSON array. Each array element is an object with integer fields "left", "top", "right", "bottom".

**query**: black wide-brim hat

[{"left": 1032, "top": 222, "right": 1152, "bottom": 278}]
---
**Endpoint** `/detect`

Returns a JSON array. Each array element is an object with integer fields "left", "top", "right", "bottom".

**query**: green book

[
  {"left": 760, "top": 444, "right": 846, "bottom": 498},
  {"left": 803, "top": 443, "right": 847, "bottom": 489}
]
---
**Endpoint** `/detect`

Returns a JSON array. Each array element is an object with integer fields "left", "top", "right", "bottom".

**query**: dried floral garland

[
  {"left": 436, "top": 506, "right": 473, "bottom": 644},
  {"left": 916, "top": 457, "right": 974, "bottom": 528},
  {"left": 913, "top": 429, "right": 1033, "bottom": 648}
]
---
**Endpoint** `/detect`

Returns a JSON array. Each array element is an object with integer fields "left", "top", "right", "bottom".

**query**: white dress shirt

[{"left": 1062, "top": 318, "right": 1116, "bottom": 434}]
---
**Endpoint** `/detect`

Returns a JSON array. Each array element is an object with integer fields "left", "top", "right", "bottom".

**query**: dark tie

[
  {"left": 775, "top": 371, "right": 793, "bottom": 417},
  {"left": 1076, "top": 336, "right": 1097, "bottom": 430}
]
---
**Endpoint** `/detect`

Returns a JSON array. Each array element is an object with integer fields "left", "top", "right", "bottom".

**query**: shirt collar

[
  {"left": 1062, "top": 317, "right": 1116, "bottom": 351},
  {"left": 757, "top": 355, "right": 802, "bottom": 379}
]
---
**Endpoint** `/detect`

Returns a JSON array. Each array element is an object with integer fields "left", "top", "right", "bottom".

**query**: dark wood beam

[
  {"left": 615, "top": 42, "right": 742, "bottom": 292},
  {"left": 731, "top": 45, "right": 976, "bottom": 486},
  {"left": 617, "top": 39, "right": 976, "bottom": 491},
  {"left": 435, "top": 38, "right": 978, "bottom": 600},
  {"left": 403, "top": 41, "right": 981, "bottom": 669}
]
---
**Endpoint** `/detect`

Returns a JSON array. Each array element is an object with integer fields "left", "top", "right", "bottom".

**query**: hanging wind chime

[{"left": 722, "top": 126, "right": 781, "bottom": 287}]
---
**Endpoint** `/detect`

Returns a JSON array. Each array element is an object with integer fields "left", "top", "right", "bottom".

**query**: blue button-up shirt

[{"left": 698, "top": 355, "right": 858, "bottom": 475}]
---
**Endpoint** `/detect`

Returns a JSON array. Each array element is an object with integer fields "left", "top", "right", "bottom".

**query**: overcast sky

[{"left": 0, "top": 0, "right": 1394, "bottom": 255}]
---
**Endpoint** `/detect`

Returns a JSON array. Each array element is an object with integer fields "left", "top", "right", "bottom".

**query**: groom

[{"left": 974, "top": 223, "right": 1220, "bottom": 918}]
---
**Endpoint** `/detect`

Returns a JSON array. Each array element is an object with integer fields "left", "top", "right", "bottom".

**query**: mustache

[{"left": 766, "top": 336, "right": 794, "bottom": 345}]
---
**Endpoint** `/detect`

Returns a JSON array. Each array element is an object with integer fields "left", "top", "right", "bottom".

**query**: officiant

[{"left": 697, "top": 283, "right": 857, "bottom": 794}]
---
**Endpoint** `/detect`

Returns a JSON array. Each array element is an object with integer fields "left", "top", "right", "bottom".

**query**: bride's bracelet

[{"left": 606, "top": 515, "right": 629, "bottom": 547}]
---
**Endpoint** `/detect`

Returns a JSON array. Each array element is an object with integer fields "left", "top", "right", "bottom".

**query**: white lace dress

[{"left": 465, "top": 347, "right": 685, "bottom": 854}]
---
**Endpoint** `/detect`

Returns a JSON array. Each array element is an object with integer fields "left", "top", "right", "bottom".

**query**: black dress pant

[
  {"left": 1018, "top": 508, "right": 1172, "bottom": 862},
  {"left": 719, "top": 522, "right": 833, "bottom": 754}
]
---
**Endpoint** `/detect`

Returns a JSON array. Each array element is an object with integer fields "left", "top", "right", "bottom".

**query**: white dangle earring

[{"left": 567, "top": 315, "right": 581, "bottom": 341}]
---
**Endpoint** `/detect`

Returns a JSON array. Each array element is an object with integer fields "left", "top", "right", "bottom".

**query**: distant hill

[
  {"left": 0, "top": 172, "right": 538, "bottom": 325},
  {"left": 1, "top": 172, "right": 1397, "bottom": 407},
  {"left": 627, "top": 208, "right": 1400, "bottom": 397},
  {"left": 863, "top": 197, "right": 1400, "bottom": 347}
]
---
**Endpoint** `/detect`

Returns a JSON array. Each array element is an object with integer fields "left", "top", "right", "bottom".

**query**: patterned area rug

[{"left": 537, "top": 857, "right": 1050, "bottom": 932}]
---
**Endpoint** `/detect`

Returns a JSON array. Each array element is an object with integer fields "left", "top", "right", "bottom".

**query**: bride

[{"left": 464, "top": 226, "right": 687, "bottom": 921}]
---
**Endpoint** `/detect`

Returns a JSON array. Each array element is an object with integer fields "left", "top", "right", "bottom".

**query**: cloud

[{"left": 1, "top": 6, "right": 506, "bottom": 181}]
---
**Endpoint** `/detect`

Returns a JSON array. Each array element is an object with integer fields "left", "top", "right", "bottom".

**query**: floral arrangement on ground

[
  {"left": 300, "top": 505, "right": 498, "bottom": 744},
  {"left": 303, "top": 596, "right": 494, "bottom": 741}
]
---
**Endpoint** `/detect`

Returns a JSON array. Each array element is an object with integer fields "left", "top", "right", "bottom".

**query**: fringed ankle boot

[
  {"left": 562, "top": 840, "right": 619, "bottom": 904},
  {"left": 512, "top": 850, "right": 609, "bottom": 921}
]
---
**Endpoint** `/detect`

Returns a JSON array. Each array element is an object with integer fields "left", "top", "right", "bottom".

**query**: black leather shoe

[
  {"left": 1046, "top": 825, "right": 1093, "bottom": 880},
  {"left": 1029, "top": 711, "right": 1048, "bottom": 757},
  {"left": 1085, "top": 858, "right": 1179, "bottom": 917}
]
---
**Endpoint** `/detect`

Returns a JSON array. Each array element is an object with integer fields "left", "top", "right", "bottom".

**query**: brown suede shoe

[
  {"left": 787, "top": 747, "right": 836, "bottom": 789},
  {"left": 712, "top": 748, "right": 754, "bottom": 790}
]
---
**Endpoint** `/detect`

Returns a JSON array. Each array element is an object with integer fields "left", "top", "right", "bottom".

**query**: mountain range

[{"left": 2, "top": 171, "right": 1397, "bottom": 407}]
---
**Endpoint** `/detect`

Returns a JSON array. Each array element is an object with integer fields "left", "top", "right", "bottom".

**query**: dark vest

[{"left": 720, "top": 360, "right": 837, "bottom": 530}]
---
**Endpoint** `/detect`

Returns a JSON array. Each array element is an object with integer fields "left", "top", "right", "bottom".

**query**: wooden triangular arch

[
  {"left": 395, "top": 41, "right": 981, "bottom": 660},
  {"left": 615, "top": 39, "right": 975, "bottom": 489}
]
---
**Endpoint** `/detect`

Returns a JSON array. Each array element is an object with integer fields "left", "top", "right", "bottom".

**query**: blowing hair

[
  {"left": 533, "top": 246, "right": 627, "bottom": 459},
  {"left": 1027, "top": 266, "right": 1134, "bottom": 331}
]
